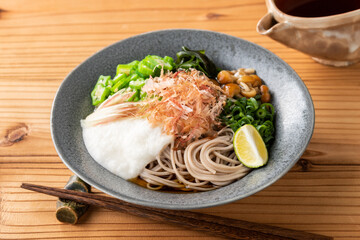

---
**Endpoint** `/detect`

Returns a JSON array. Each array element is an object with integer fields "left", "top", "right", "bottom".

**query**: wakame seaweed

[{"left": 175, "top": 46, "right": 219, "bottom": 79}]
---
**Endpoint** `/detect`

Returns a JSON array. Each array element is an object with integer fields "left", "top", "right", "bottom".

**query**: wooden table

[{"left": 1, "top": 0, "right": 359, "bottom": 239}]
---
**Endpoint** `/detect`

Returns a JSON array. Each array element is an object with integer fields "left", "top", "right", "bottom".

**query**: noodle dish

[{"left": 81, "top": 47, "right": 276, "bottom": 192}]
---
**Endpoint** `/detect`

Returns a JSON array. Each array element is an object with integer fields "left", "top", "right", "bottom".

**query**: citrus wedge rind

[{"left": 233, "top": 124, "right": 268, "bottom": 168}]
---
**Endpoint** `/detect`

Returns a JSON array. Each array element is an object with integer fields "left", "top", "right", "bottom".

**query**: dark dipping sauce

[{"left": 275, "top": 0, "right": 360, "bottom": 17}]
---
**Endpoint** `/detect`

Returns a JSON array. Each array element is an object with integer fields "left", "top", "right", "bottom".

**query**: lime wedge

[{"left": 233, "top": 124, "right": 268, "bottom": 168}]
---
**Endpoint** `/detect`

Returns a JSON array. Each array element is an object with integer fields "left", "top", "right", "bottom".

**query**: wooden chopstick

[{"left": 21, "top": 183, "right": 332, "bottom": 240}]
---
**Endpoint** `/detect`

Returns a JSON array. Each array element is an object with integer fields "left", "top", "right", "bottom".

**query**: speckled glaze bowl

[
  {"left": 51, "top": 29, "right": 314, "bottom": 210},
  {"left": 257, "top": 0, "right": 360, "bottom": 67}
]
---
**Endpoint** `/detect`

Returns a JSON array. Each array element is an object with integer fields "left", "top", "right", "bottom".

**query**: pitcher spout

[{"left": 257, "top": 12, "right": 289, "bottom": 35}]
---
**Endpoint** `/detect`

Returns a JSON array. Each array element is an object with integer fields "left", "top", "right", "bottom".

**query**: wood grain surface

[{"left": 0, "top": 0, "right": 359, "bottom": 239}]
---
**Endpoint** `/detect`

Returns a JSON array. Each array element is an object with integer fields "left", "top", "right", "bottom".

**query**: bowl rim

[{"left": 51, "top": 28, "right": 315, "bottom": 209}]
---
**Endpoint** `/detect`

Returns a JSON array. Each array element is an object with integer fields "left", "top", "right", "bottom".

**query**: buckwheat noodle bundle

[{"left": 139, "top": 128, "right": 250, "bottom": 191}]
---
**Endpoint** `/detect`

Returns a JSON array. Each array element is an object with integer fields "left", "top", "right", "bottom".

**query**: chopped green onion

[
  {"left": 220, "top": 97, "right": 275, "bottom": 147},
  {"left": 256, "top": 109, "right": 267, "bottom": 118}
]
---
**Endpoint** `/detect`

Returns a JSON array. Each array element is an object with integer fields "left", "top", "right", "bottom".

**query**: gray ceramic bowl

[{"left": 51, "top": 29, "right": 314, "bottom": 210}]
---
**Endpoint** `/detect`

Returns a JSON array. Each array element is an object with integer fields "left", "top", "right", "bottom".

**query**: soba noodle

[{"left": 139, "top": 128, "right": 250, "bottom": 191}]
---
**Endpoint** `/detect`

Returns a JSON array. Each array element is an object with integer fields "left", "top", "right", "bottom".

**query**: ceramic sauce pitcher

[{"left": 257, "top": 0, "right": 360, "bottom": 67}]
